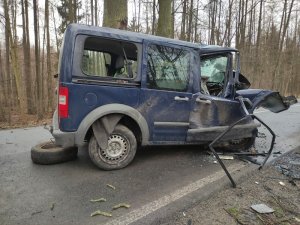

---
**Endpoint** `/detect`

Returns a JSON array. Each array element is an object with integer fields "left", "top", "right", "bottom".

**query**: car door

[
  {"left": 139, "top": 42, "right": 193, "bottom": 143},
  {"left": 187, "top": 52, "right": 249, "bottom": 142}
]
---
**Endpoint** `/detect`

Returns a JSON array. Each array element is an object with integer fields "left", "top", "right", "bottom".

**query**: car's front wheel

[{"left": 88, "top": 124, "right": 137, "bottom": 170}]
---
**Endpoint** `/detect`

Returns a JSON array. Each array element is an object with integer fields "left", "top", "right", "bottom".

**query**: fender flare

[{"left": 75, "top": 104, "right": 150, "bottom": 146}]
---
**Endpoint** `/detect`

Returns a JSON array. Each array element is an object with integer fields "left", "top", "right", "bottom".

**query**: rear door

[{"left": 139, "top": 43, "right": 193, "bottom": 143}]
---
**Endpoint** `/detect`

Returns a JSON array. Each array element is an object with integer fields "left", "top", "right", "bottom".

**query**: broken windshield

[
  {"left": 200, "top": 55, "right": 228, "bottom": 83},
  {"left": 200, "top": 54, "right": 229, "bottom": 96}
]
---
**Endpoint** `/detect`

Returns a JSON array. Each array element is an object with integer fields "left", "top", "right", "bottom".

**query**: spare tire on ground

[{"left": 31, "top": 141, "right": 78, "bottom": 165}]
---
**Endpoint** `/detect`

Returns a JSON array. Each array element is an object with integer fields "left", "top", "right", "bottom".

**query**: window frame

[
  {"left": 199, "top": 52, "right": 233, "bottom": 97},
  {"left": 72, "top": 35, "right": 142, "bottom": 85}
]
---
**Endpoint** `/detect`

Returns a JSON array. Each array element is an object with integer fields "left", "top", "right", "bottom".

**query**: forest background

[{"left": 0, "top": 0, "right": 299, "bottom": 125}]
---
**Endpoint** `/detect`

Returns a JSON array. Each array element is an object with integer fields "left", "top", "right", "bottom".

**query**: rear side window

[
  {"left": 81, "top": 37, "right": 139, "bottom": 79},
  {"left": 147, "top": 44, "right": 190, "bottom": 92}
]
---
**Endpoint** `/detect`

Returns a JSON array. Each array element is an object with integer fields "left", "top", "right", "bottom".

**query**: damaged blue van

[{"left": 31, "top": 24, "right": 296, "bottom": 170}]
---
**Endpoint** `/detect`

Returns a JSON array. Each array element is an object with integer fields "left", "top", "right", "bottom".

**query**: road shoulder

[{"left": 158, "top": 147, "right": 300, "bottom": 225}]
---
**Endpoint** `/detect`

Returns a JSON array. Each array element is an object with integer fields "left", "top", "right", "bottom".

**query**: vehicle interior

[
  {"left": 82, "top": 37, "right": 138, "bottom": 79},
  {"left": 200, "top": 54, "right": 229, "bottom": 96}
]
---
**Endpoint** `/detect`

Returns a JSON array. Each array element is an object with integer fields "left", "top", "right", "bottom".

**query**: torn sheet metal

[
  {"left": 92, "top": 114, "right": 122, "bottom": 149},
  {"left": 236, "top": 89, "right": 297, "bottom": 113}
]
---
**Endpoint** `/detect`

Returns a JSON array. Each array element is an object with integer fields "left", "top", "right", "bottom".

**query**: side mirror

[{"left": 233, "top": 71, "right": 251, "bottom": 90}]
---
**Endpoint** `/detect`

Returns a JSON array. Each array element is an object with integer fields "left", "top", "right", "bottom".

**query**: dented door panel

[{"left": 187, "top": 93, "right": 257, "bottom": 142}]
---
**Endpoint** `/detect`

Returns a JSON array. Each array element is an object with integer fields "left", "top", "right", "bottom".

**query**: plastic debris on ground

[
  {"left": 251, "top": 203, "right": 274, "bottom": 214},
  {"left": 219, "top": 155, "right": 234, "bottom": 160},
  {"left": 279, "top": 181, "right": 286, "bottom": 186}
]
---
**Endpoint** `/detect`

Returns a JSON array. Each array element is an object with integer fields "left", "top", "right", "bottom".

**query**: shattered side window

[{"left": 147, "top": 44, "right": 190, "bottom": 92}]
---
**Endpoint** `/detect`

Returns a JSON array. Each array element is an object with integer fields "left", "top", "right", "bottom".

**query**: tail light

[{"left": 58, "top": 85, "right": 69, "bottom": 118}]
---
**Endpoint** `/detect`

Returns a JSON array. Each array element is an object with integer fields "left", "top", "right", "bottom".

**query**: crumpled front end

[{"left": 236, "top": 89, "right": 297, "bottom": 114}]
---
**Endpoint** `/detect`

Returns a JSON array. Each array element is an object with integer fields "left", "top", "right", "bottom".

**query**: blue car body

[{"left": 51, "top": 24, "right": 294, "bottom": 169}]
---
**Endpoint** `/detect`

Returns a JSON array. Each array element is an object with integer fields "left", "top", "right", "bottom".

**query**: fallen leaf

[
  {"left": 50, "top": 203, "right": 55, "bottom": 211},
  {"left": 90, "top": 198, "right": 106, "bottom": 203},
  {"left": 90, "top": 210, "right": 112, "bottom": 217},
  {"left": 107, "top": 184, "right": 116, "bottom": 190},
  {"left": 112, "top": 203, "right": 130, "bottom": 210}
]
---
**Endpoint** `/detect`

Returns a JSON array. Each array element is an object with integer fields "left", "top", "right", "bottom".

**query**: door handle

[
  {"left": 196, "top": 98, "right": 212, "bottom": 104},
  {"left": 174, "top": 96, "right": 189, "bottom": 101}
]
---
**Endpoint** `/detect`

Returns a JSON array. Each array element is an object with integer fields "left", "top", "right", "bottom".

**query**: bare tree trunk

[
  {"left": 157, "top": 0, "right": 172, "bottom": 38},
  {"left": 146, "top": 2, "right": 150, "bottom": 33},
  {"left": 226, "top": 0, "right": 233, "bottom": 46},
  {"left": 91, "top": 0, "right": 94, "bottom": 25},
  {"left": 279, "top": 0, "right": 294, "bottom": 52},
  {"left": 41, "top": 24, "right": 46, "bottom": 108},
  {"left": 209, "top": 0, "right": 217, "bottom": 44},
  {"left": 24, "top": 0, "right": 34, "bottom": 113},
  {"left": 0, "top": 45, "right": 6, "bottom": 121},
  {"left": 3, "top": 0, "right": 12, "bottom": 123},
  {"left": 240, "top": 0, "right": 248, "bottom": 48},
  {"left": 193, "top": 0, "right": 199, "bottom": 42},
  {"left": 152, "top": 0, "right": 156, "bottom": 34},
  {"left": 180, "top": 0, "right": 187, "bottom": 40},
  {"left": 187, "top": 0, "right": 193, "bottom": 42},
  {"left": 103, "top": 0, "right": 128, "bottom": 29},
  {"left": 247, "top": 0, "right": 253, "bottom": 49},
  {"left": 171, "top": 0, "right": 175, "bottom": 38},
  {"left": 33, "top": 0, "right": 42, "bottom": 119},
  {"left": 6, "top": 0, "right": 25, "bottom": 113},
  {"left": 95, "top": 0, "right": 98, "bottom": 26},
  {"left": 278, "top": 0, "right": 287, "bottom": 50},
  {"left": 256, "top": 0, "right": 263, "bottom": 52},
  {"left": 21, "top": 0, "right": 34, "bottom": 114},
  {"left": 253, "top": 0, "right": 263, "bottom": 88},
  {"left": 51, "top": 5, "right": 59, "bottom": 55},
  {"left": 272, "top": 0, "right": 295, "bottom": 90},
  {"left": 236, "top": 0, "right": 242, "bottom": 49},
  {"left": 45, "top": 0, "right": 52, "bottom": 110},
  {"left": 137, "top": 0, "right": 141, "bottom": 32}
]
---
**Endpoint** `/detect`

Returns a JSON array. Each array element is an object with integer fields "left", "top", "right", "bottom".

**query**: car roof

[{"left": 67, "top": 23, "right": 237, "bottom": 54}]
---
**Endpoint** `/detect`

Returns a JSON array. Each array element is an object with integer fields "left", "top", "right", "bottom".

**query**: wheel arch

[{"left": 75, "top": 104, "right": 149, "bottom": 146}]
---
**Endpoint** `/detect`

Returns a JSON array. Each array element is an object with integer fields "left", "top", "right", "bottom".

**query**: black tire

[
  {"left": 88, "top": 124, "right": 137, "bottom": 170},
  {"left": 31, "top": 141, "right": 78, "bottom": 165}
]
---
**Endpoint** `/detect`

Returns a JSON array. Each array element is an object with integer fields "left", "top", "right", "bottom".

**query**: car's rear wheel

[
  {"left": 31, "top": 141, "right": 78, "bottom": 165},
  {"left": 88, "top": 124, "right": 137, "bottom": 170}
]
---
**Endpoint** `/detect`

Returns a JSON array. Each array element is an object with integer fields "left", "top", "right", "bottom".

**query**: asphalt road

[{"left": 0, "top": 103, "right": 299, "bottom": 225}]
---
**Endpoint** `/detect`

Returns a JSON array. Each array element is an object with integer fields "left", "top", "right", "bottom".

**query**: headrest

[{"left": 115, "top": 55, "right": 124, "bottom": 70}]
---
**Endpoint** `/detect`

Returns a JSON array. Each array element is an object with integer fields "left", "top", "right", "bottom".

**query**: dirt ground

[
  {"left": 0, "top": 114, "right": 52, "bottom": 130},
  {"left": 161, "top": 148, "right": 300, "bottom": 225}
]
